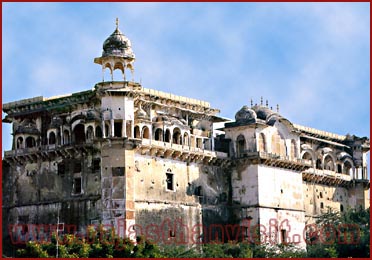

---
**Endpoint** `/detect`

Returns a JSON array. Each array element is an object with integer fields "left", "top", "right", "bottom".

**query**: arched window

[
  {"left": 113, "top": 63, "right": 124, "bottom": 81},
  {"left": 236, "top": 134, "right": 246, "bottom": 157},
  {"left": 134, "top": 126, "right": 140, "bottom": 138},
  {"left": 73, "top": 124, "right": 85, "bottom": 144},
  {"left": 103, "top": 63, "right": 112, "bottom": 81},
  {"left": 49, "top": 132, "right": 56, "bottom": 145},
  {"left": 86, "top": 126, "right": 94, "bottom": 141},
  {"left": 142, "top": 126, "right": 150, "bottom": 139},
  {"left": 258, "top": 133, "right": 266, "bottom": 152},
  {"left": 155, "top": 128, "right": 163, "bottom": 141},
  {"left": 324, "top": 155, "right": 334, "bottom": 171},
  {"left": 183, "top": 132, "right": 189, "bottom": 146},
  {"left": 95, "top": 126, "right": 103, "bottom": 138},
  {"left": 25, "top": 136, "right": 36, "bottom": 148},
  {"left": 290, "top": 140, "right": 297, "bottom": 159},
  {"left": 343, "top": 161, "right": 352, "bottom": 175},
  {"left": 165, "top": 129, "right": 171, "bottom": 143},
  {"left": 316, "top": 159, "right": 322, "bottom": 170},
  {"left": 302, "top": 151, "right": 312, "bottom": 161},
  {"left": 337, "top": 164, "right": 342, "bottom": 174},
  {"left": 17, "top": 137, "right": 23, "bottom": 149},
  {"left": 173, "top": 128, "right": 182, "bottom": 144}
]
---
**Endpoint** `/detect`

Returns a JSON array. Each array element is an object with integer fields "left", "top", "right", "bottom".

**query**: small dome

[
  {"left": 102, "top": 27, "right": 135, "bottom": 59},
  {"left": 235, "top": 105, "right": 257, "bottom": 123},
  {"left": 251, "top": 105, "right": 276, "bottom": 120}
]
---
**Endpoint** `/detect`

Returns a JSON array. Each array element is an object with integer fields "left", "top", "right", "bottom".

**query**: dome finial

[{"left": 116, "top": 18, "right": 119, "bottom": 30}]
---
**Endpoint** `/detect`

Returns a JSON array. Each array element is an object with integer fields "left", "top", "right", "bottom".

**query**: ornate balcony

[
  {"left": 134, "top": 138, "right": 228, "bottom": 165},
  {"left": 236, "top": 151, "right": 312, "bottom": 171}
]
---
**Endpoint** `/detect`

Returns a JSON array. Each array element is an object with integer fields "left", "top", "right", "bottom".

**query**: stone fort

[{"left": 2, "top": 21, "right": 369, "bottom": 250}]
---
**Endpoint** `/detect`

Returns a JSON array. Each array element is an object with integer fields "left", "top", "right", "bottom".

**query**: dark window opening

[
  {"left": 58, "top": 163, "right": 65, "bottom": 177},
  {"left": 320, "top": 192, "right": 323, "bottom": 198},
  {"left": 280, "top": 229, "right": 287, "bottom": 244},
  {"left": 93, "top": 159, "right": 101, "bottom": 172},
  {"left": 17, "top": 137, "right": 24, "bottom": 149},
  {"left": 114, "top": 122, "right": 122, "bottom": 137},
  {"left": 169, "top": 230, "right": 175, "bottom": 237},
  {"left": 344, "top": 161, "right": 352, "bottom": 175},
  {"left": 320, "top": 202, "right": 324, "bottom": 209},
  {"left": 105, "top": 124, "right": 110, "bottom": 137},
  {"left": 134, "top": 126, "right": 140, "bottom": 138},
  {"left": 155, "top": 129, "right": 163, "bottom": 141},
  {"left": 195, "top": 186, "right": 203, "bottom": 196},
  {"left": 337, "top": 164, "right": 342, "bottom": 173},
  {"left": 49, "top": 132, "right": 56, "bottom": 145},
  {"left": 112, "top": 167, "right": 125, "bottom": 177},
  {"left": 25, "top": 136, "right": 36, "bottom": 148},
  {"left": 316, "top": 159, "right": 322, "bottom": 170},
  {"left": 73, "top": 124, "right": 85, "bottom": 144},
  {"left": 86, "top": 126, "right": 94, "bottom": 141},
  {"left": 340, "top": 204, "right": 344, "bottom": 212},
  {"left": 95, "top": 126, "right": 103, "bottom": 138},
  {"left": 236, "top": 135, "right": 246, "bottom": 157},
  {"left": 74, "top": 177, "right": 82, "bottom": 194},
  {"left": 165, "top": 129, "right": 171, "bottom": 143},
  {"left": 173, "top": 128, "right": 181, "bottom": 144},
  {"left": 166, "top": 173, "right": 174, "bottom": 191}
]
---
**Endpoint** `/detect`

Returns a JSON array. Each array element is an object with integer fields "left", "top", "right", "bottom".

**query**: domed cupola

[
  {"left": 102, "top": 26, "right": 135, "bottom": 59},
  {"left": 94, "top": 18, "right": 136, "bottom": 82},
  {"left": 235, "top": 105, "right": 257, "bottom": 124},
  {"left": 251, "top": 105, "right": 276, "bottom": 121}
]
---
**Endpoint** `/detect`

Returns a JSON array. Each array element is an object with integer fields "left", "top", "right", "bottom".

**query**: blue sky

[{"left": 2, "top": 2, "right": 370, "bottom": 153}]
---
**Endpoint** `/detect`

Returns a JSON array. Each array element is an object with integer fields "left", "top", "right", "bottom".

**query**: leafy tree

[{"left": 306, "top": 207, "right": 370, "bottom": 258}]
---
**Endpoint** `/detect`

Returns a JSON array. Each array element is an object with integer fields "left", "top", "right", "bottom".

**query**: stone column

[{"left": 111, "top": 119, "right": 115, "bottom": 137}]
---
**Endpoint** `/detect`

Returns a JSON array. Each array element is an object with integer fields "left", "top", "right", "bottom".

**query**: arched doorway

[
  {"left": 155, "top": 128, "right": 163, "bottom": 141},
  {"left": 95, "top": 126, "right": 103, "bottom": 138},
  {"left": 73, "top": 124, "right": 85, "bottom": 144},
  {"left": 142, "top": 126, "right": 150, "bottom": 139},
  {"left": 173, "top": 128, "right": 182, "bottom": 144},
  {"left": 49, "top": 132, "right": 56, "bottom": 145},
  {"left": 134, "top": 126, "right": 140, "bottom": 138},
  {"left": 25, "top": 136, "right": 36, "bottom": 148},
  {"left": 165, "top": 129, "right": 171, "bottom": 143}
]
